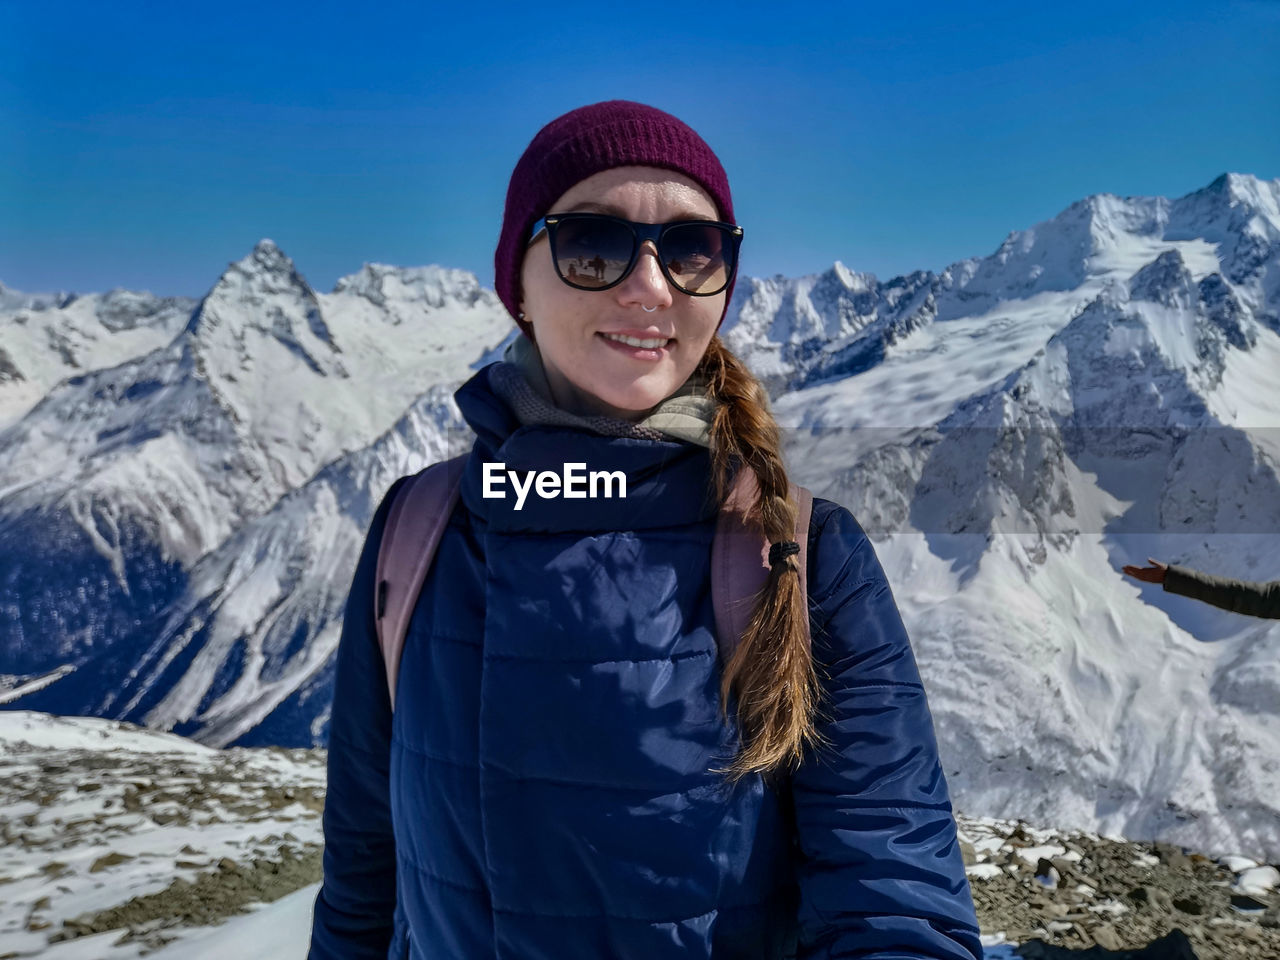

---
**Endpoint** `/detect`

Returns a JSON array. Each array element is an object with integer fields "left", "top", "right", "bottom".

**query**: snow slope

[
  {"left": 0, "top": 711, "right": 325, "bottom": 960},
  {"left": 14, "top": 385, "right": 471, "bottom": 747}
]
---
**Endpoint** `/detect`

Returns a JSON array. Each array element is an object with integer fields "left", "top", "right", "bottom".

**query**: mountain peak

[
  {"left": 1064, "top": 190, "right": 1168, "bottom": 241},
  {"left": 200, "top": 240, "right": 315, "bottom": 306},
  {"left": 1206, "top": 172, "right": 1232, "bottom": 193},
  {"left": 183, "top": 241, "right": 336, "bottom": 366},
  {"left": 1206, "top": 172, "right": 1261, "bottom": 198},
  {"left": 822, "top": 260, "right": 875, "bottom": 292},
  {"left": 1176, "top": 172, "right": 1279, "bottom": 221},
  {"left": 1167, "top": 173, "right": 1280, "bottom": 283},
  {"left": 331, "top": 262, "right": 488, "bottom": 310},
  {"left": 241, "top": 238, "right": 297, "bottom": 279}
]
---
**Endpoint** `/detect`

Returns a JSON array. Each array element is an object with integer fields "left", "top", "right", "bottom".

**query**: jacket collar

[{"left": 452, "top": 347, "right": 718, "bottom": 534}]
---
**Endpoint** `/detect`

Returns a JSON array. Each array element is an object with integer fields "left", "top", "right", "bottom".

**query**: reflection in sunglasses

[
  {"left": 543, "top": 213, "right": 741, "bottom": 296},
  {"left": 684, "top": 258, "right": 722, "bottom": 293},
  {"left": 664, "top": 254, "right": 722, "bottom": 293}
]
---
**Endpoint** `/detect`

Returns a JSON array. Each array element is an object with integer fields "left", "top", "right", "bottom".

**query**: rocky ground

[
  {"left": 0, "top": 713, "right": 326, "bottom": 958},
  {"left": 1, "top": 711, "right": 1278, "bottom": 959},
  {"left": 958, "top": 818, "right": 1280, "bottom": 958}
]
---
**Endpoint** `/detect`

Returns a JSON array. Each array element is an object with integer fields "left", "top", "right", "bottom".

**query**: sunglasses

[{"left": 529, "top": 212, "right": 743, "bottom": 297}]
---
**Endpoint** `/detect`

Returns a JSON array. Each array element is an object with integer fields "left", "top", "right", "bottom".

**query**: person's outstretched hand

[{"left": 1123, "top": 558, "right": 1168, "bottom": 584}]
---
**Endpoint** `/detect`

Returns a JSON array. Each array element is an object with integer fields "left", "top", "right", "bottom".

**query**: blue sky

[{"left": 2, "top": 0, "right": 1278, "bottom": 297}]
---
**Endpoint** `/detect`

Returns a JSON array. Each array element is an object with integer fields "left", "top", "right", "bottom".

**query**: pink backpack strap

[
  {"left": 711, "top": 470, "right": 813, "bottom": 664},
  {"left": 374, "top": 454, "right": 468, "bottom": 710}
]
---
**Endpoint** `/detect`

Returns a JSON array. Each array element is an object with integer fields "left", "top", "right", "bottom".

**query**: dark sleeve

[
  {"left": 1163, "top": 564, "right": 1280, "bottom": 620},
  {"left": 790, "top": 499, "right": 982, "bottom": 960},
  {"left": 308, "top": 478, "right": 406, "bottom": 960}
]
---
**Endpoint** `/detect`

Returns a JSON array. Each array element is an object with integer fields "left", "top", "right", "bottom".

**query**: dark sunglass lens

[
  {"left": 661, "top": 223, "right": 731, "bottom": 294},
  {"left": 554, "top": 218, "right": 634, "bottom": 288}
]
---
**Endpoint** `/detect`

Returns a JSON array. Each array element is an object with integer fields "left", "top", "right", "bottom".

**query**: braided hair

[{"left": 698, "top": 336, "right": 823, "bottom": 780}]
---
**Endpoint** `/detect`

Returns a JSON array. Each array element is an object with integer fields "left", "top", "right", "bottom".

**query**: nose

[{"left": 615, "top": 240, "right": 673, "bottom": 311}]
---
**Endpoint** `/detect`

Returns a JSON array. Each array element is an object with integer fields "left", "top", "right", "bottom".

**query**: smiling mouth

[{"left": 599, "top": 332, "right": 673, "bottom": 349}]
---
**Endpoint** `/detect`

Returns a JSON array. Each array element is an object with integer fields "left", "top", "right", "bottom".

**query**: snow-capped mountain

[
  {"left": 720, "top": 261, "right": 945, "bottom": 392},
  {"left": 0, "top": 283, "right": 196, "bottom": 429},
  {"left": 2, "top": 173, "right": 1279, "bottom": 863},
  {"left": 720, "top": 172, "right": 1275, "bottom": 397},
  {"left": 15, "top": 385, "right": 471, "bottom": 747},
  {"left": 0, "top": 242, "right": 511, "bottom": 676},
  {"left": 772, "top": 172, "right": 1280, "bottom": 858}
]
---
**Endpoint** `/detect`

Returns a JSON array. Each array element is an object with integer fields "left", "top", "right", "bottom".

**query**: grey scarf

[{"left": 488, "top": 335, "right": 715, "bottom": 448}]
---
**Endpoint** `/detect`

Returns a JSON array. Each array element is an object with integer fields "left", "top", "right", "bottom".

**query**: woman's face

[{"left": 519, "top": 166, "right": 726, "bottom": 420}]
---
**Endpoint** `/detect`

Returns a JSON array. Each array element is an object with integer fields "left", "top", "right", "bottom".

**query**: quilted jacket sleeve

[
  {"left": 791, "top": 499, "right": 982, "bottom": 960},
  {"left": 1163, "top": 564, "right": 1280, "bottom": 619},
  {"left": 308, "top": 479, "right": 405, "bottom": 960}
]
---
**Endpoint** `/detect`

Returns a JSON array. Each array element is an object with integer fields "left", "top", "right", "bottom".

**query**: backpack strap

[
  {"left": 711, "top": 470, "right": 813, "bottom": 665},
  {"left": 374, "top": 454, "right": 468, "bottom": 710}
]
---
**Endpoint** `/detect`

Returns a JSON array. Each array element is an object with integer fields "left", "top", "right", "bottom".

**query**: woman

[{"left": 309, "top": 100, "right": 981, "bottom": 960}]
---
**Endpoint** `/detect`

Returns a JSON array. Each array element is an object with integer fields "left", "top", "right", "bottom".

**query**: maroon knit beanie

[{"left": 495, "top": 100, "right": 736, "bottom": 337}]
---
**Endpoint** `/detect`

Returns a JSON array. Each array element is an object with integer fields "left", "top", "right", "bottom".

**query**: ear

[{"left": 516, "top": 303, "right": 535, "bottom": 342}]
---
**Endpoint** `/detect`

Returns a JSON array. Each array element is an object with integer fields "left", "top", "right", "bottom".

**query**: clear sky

[{"left": 2, "top": 0, "right": 1278, "bottom": 298}]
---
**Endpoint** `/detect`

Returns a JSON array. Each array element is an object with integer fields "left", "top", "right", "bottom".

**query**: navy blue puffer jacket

[{"left": 309, "top": 366, "right": 982, "bottom": 960}]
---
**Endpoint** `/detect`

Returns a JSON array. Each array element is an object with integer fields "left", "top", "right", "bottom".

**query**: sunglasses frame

[{"left": 529, "top": 212, "right": 744, "bottom": 297}]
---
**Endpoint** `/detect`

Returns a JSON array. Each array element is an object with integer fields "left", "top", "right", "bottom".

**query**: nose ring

[{"left": 642, "top": 305, "right": 657, "bottom": 313}]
